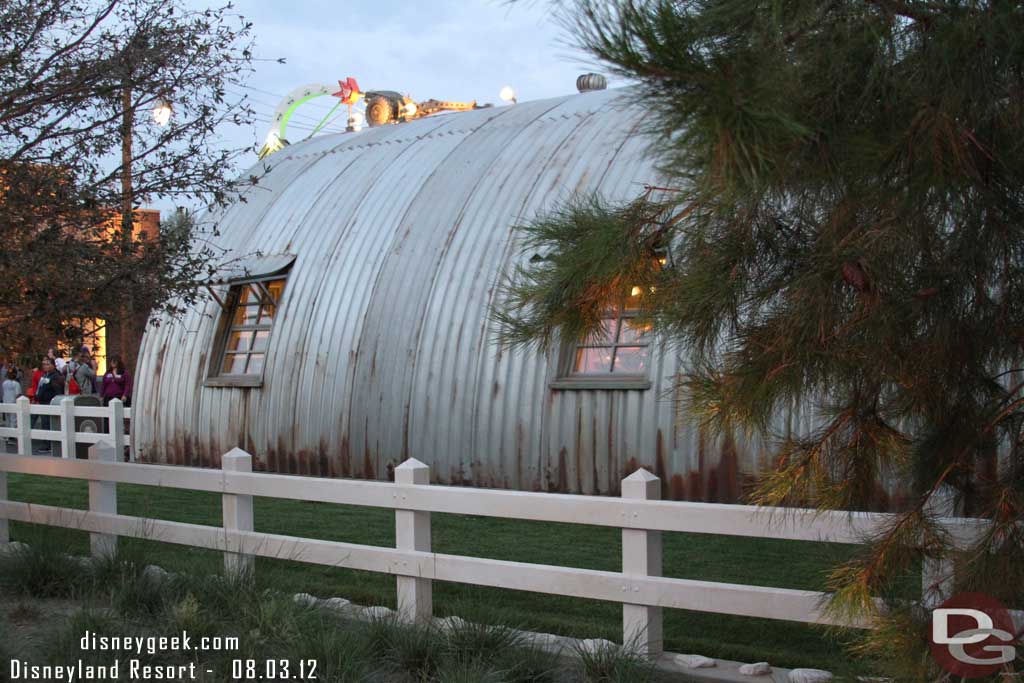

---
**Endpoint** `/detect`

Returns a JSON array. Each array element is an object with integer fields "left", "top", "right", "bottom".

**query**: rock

[
  {"left": 3, "top": 541, "right": 29, "bottom": 554},
  {"left": 740, "top": 662, "right": 772, "bottom": 675},
  {"left": 322, "top": 597, "right": 351, "bottom": 611},
  {"left": 789, "top": 669, "right": 833, "bottom": 683},
  {"left": 518, "top": 631, "right": 564, "bottom": 650},
  {"left": 361, "top": 605, "right": 394, "bottom": 620},
  {"left": 292, "top": 593, "right": 318, "bottom": 607},
  {"left": 66, "top": 554, "right": 93, "bottom": 568},
  {"left": 672, "top": 654, "right": 716, "bottom": 669},
  {"left": 437, "top": 616, "right": 470, "bottom": 632},
  {"left": 142, "top": 565, "right": 169, "bottom": 582},
  {"left": 577, "top": 638, "right": 617, "bottom": 655}
]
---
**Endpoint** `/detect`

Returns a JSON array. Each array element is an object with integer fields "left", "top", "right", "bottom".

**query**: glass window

[
  {"left": 567, "top": 297, "right": 652, "bottom": 379},
  {"left": 212, "top": 276, "right": 286, "bottom": 379}
]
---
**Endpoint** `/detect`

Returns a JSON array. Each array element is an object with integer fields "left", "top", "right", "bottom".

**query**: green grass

[{"left": 6, "top": 472, "right": 868, "bottom": 675}]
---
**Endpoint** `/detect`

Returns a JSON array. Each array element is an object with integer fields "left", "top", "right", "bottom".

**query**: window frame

[
  {"left": 204, "top": 274, "right": 288, "bottom": 388},
  {"left": 549, "top": 302, "right": 653, "bottom": 391}
]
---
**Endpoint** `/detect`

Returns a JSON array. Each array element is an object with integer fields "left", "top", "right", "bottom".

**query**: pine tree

[{"left": 495, "top": 1, "right": 1024, "bottom": 676}]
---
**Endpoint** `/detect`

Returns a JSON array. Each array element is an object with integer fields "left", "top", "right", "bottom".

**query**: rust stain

[
  {"left": 669, "top": 474, "right": 686, "bottom": 500},
  {"left": 688, "top": 471, "right": 704, "bottom": 500},
  {"left": 363, "top": 444, "right": 376, "bottom": 479},
  {"left": 655, "top": 429, "right": 668, "bottom": 500},
  {"left": 340, "top": 435, "right": 351, "bottom": 477},
  {"left": 623, "top": 456, "right": 639, "bottom": 478},
  {"left": 557, "top": 447, "right": 568, "bottom": 492},
  {"left": 516, "top": 421, "right": 525, "bottom": 488},
  {"left": 318, "top": 438, "right": 329, "bottom": 477},
  {"left": 575, "top": 409, "right": 583, "bottom": 493},
  {"left": 719, "top": 432, "right": 740, "bottom": 502},
  {"left": 401, "top": 404, "right": 410, "bottom": 461}
]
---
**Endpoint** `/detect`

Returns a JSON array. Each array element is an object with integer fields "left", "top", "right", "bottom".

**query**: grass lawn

[{"left": 5, "top": 473, "right": 870, "bottom": 676}]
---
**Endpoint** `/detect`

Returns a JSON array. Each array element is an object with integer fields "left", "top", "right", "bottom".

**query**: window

[
  {"left": 206, "top": 276, "right": 287, "bottom": 387},
  {"left": 551, "top": 292, "right": 653, "bottom": 390}
]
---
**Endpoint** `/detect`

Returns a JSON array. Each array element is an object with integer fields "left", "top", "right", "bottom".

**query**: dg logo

[{"left": 931, "top": 592, "right": 1019, "bottom": 677}]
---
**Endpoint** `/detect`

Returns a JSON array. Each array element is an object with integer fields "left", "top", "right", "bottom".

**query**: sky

[{"left": 201, "top": 0, "right": 610, "bottom": 169}]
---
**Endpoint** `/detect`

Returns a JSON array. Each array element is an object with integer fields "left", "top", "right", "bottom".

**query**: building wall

[{"left": 134, "top": 89, "right": 810, "bottom": 501}]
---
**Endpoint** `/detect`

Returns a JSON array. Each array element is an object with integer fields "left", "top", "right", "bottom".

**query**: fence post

[
  {"left": 622, "top": 468, "right": 663, "bottom": 657},
  {"left": 88, "top": 441, "right": 118, "bottom": 558},
  {"left": 109, "top": 399, "right": 126, "bottom": 462},
  {"left": 59, "top": 397, "right": 75, "bottom": 459},
  {"left": 16, "top": 396, "right": 31, "bottom": 456},
  {"left": 222, "top": 448, "right": 254, "bottom": 576},
  {"left": 922, "top": 486, "right": 958, "bottom": 608},
  {"left": 394, "top": 458, "right": 432, "bottom": 624}
]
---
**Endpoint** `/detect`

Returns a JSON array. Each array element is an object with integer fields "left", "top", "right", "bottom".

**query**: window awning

[
  {"left": 206, "top": 253, "right": 296, "bottom": 286},
  {"left": 204, "top": 253, "right": 295, "bottom": 311}
]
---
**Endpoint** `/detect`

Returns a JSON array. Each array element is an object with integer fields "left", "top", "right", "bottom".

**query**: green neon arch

[{"left": 260, "top": 83, "right": 348, "bottom": 159}]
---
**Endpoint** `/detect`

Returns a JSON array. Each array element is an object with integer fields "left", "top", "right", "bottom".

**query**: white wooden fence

[
  {"left": 0, "top": 439, "right": 984, "bottom": 659},
  {"left": 0, "top": 396, "right": 130, "bottom": 459}
]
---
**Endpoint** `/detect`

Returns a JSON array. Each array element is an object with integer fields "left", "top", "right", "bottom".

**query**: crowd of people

[{"left": 1, "top": 347, "right": 133, "bottom": 452}]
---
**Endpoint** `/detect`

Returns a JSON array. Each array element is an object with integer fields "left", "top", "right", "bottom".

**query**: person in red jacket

[
  {"left": 26, "top": 365, "right": 42, "bottom": 403},
  {"left": 100, "top": 356, "right": 132, "bottom": 407}
]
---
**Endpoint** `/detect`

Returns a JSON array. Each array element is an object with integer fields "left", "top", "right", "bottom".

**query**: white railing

[
  {"left": 0, "top": 442, "right": 982, "bottom": 659},
  {"left": 0, "top": 396, "right": 131, "bottom": 460}
]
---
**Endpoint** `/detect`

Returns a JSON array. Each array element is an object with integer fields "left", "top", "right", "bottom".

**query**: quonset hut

[{"left": 134, "top": 87, "right": 785, "bottom": 501}]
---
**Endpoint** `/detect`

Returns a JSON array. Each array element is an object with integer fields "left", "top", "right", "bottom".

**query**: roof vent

[{"left": 576, "top": 73, "right": 607, "bottom": 93}]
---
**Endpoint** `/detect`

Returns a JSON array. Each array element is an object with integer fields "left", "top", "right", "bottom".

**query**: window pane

[
  {"left": 232, "top": 304, "right": 259, "bottom": 326},
  {"left": 573, "top": 347, "right": 613, "bottom": 374},
  {"left": 583, "top": 319, "right": 616, "bottom": 345},
  {"left": 246, "top": 353, "right": 265, "bottom": 373},
  {"left": 612, "top": 346, "right": 648, "bottom": 374},
  {"left": 619, "top": 318, "right": 652, "bottom": 344},
  {"left": 257, "top": 304, "right": 276, "bottom": 324},
  {"left": 238, "top": 285, "right": 256, "bottom": 305},
  {"left": 226, "top": 330, "right": 252, "bottom": 352},
  {"left": 266, "top": 279, "right": 285, "bottom": 301},
  {"left": 251, "top": 329, "right": 270, "bottom": 352},
  {"left": 222, "top": 352, "right": 247, "bottom": 374}
]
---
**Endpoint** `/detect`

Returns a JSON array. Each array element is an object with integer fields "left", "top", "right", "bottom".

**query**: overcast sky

[{"left": 205, "top": 0, "right": 609, "bottom": 161}]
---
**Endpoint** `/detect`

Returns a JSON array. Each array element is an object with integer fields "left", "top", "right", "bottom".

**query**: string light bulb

[{"left": 152, "top": 99, "right": 173, "bottom": 126}]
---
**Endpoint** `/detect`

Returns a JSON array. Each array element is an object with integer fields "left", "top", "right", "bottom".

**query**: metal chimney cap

[{"left": 576, "top": 73, "right": 607, "bottom": 92}]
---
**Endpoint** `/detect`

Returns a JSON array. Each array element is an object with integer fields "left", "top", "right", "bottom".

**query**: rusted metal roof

[{"left": 134, "top": 87, "right": 805, "bottom": 502}]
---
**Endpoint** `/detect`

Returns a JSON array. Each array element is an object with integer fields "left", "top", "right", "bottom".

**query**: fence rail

[
  {"left": 0, "top": 440, "right": 976, "bottom": 658},
  {"left": 0, "top": 396, "right": 130, "bottom": 458}
]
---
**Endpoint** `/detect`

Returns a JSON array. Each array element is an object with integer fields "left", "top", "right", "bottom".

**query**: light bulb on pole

[
  {"left": 499, "top": 86, "right": 517, "bottom": 105},
  {"left": 152, "top": 99, "right": 173, "bottom": 126}
]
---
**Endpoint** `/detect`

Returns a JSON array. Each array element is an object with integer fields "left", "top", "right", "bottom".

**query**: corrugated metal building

[{"left": 134, "top": 87, "right": 794, "bottom": 501}]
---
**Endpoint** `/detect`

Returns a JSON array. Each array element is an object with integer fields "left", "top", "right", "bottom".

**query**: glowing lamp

[
  {"left": 347, "top": 111, "right": 366, "bottom": 132},
  {"left": 152, "top": 99, "right": 173, "bottom": 126},
  {"left": 499, "top": 86, "right": 517, "bottom": 104},
  {"left": 403, "top": 102, "right": 418, "bottom": 117},
  {"left": 630, "top": 286, "right": 642, "bottom": 297}
]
